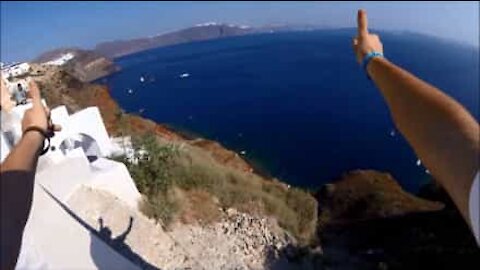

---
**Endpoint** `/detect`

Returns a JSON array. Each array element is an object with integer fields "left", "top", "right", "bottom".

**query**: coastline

[
  {"left": 93, "top": 70, "right": 284, "bottom": 184},
  {"left": 138, "top": 119, "right": 279, "bottom": 181},
  {"left": 32, "top": 63, "right": 480, "bottom": 267}
]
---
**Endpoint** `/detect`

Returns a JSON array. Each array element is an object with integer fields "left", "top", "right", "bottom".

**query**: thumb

[{"left": 27, "top": 80, "right": 42, "bottom": 107}]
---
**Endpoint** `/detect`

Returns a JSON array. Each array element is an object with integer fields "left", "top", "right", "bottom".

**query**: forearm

[
  {"left": 1, "top": 171, "right": 35, "bottom": 270},
  {"left": 368, "top": 57, "right": 479, "bottom": 220},
  {"left": 0, "top": 133, "right": 42, "bottom": 269},
  {"left": 0, "top": 80, "right": 56, "bottom": 269},
  {"left": 0, "top": 132, "right": 44, "bottom": 172}
]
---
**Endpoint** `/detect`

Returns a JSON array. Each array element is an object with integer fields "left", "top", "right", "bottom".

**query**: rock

[
  {"left": 315, "top": 170, "right": 444, "bottom": 224},
  {"left": 226, "top": 208, "right": 238, "bottom": 216},
  {"left": 311, "top": 245, "right": 323, "bottom": 256},
  {"left": 319, "top": 183, "right": 336, "bottom": 198}
]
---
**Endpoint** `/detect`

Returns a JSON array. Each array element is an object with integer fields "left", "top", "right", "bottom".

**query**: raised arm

[
  {"left": 353, "top": 10, "right": 479, "bottom": 228},
  {"left": 0, "top": 80, "right": 60, "bottom": 269}
]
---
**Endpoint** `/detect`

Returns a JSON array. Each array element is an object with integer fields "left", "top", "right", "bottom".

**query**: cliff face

[
  {"left": 315, "top": 170, "right": 480, "bottom": 270},
  {"left": 33, "top": 48, "right": 119, "bottom": 82},
  {"left": 316, "top": 170, "right": 444, "bottom": 226}
]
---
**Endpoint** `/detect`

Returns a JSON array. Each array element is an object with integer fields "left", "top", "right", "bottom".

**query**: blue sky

[{"left": 1, "top": 1, "right": 478, "bottom": 62}]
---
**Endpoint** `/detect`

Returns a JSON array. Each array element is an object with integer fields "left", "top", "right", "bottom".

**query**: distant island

[
  {"left": 95, "top": 22, "right": 256, "bottom": 59},
  {"left": 93, "top": 22, "right": 324, "bottom": 59},
  {"left": 32, "top": 23, "right": 325, "bottom": 82}
]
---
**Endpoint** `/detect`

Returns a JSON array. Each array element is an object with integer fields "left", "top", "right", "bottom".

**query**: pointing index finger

[{"left": 357, "top": 9, "right": 369, "bottom": 37}]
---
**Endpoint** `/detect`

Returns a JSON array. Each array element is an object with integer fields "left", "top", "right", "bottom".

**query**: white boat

[
  {"left": 179, "top": 73, "right": 190, "bottom": 78},
  {"left": 140, "top": 76, "right": 145, "bottom": 82}
]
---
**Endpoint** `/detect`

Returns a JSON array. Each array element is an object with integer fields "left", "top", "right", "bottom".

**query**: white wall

[
  {"left": 51, "top": 107, "right": 114, "bottom": 158},
  {"left": 88, "top": 158, "right": 142, "bottom": 209},
  {"left": 2, "top": 63, "right": 30, "bottom": 78}
]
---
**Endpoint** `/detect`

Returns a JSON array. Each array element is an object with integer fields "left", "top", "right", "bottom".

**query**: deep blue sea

[{"left": 101, "top": 29, "right": 479, "bottom": 192}]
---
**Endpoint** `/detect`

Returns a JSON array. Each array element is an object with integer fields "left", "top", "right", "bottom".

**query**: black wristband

[{"left": 23, "top": 126, "right": 50, "bottom": 156}]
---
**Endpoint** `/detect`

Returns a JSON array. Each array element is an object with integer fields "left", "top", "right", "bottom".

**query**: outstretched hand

[
  {"left": 352, "top": 9, "right": 383, "bottom": 65},
  {"left": 21, "top": 80, "right": 61, "bottom": 134}
]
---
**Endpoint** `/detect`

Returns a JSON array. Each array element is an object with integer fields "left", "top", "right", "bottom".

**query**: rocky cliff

[
  {"left": 33, "top": 48, "right": 119, "bottom": 82},
  {"left": 315, "top": 170, "right": 480, "bottom": 270}
]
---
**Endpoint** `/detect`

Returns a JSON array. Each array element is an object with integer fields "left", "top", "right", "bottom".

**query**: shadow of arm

[{"left": 115, "top": 216, "right": 134, "bottom": 243}]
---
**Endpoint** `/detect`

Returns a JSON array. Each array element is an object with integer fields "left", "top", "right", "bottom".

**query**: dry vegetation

[{"left": 116, "top": 131, "right": 318, "bottom": 244}]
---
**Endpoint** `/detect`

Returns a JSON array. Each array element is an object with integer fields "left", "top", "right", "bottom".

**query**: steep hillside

[
  {"left": 32, "top": 64, "right": 318, "bottom": 245},
  {"left": 33, "top": 48, "right": 119, "bottom": 82},
  {"left": 315, "top": 170, "right": 480, "bottom": 270}
]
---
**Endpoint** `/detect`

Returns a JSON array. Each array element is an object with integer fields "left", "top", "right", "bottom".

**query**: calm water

[{"left": 101, "top": 29, "right": 479, "bottom": 192}]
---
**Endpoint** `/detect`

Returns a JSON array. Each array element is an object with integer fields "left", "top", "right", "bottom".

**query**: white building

[
  {"left": 0, "top": 96, "right": 142, "bottom": 269},
  {"left": 1, "top": 62, "right": 31, "bottom": 79},
  {"left": 43, "top": 52, "right": 75, "bottom": 66}
]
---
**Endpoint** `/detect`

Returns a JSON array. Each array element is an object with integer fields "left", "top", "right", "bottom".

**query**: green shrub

[
  {"left": 140, "top": 189, "right": 179, "bottom": 226},
  {"left": 115, "top": 132, "right": 317, "bottom": 243},
  {"left": 115, "top": 133, "right": 179, "bottom": 225},
  {"left": 125, "top": 133, "right": 178, "bottom": 195}
]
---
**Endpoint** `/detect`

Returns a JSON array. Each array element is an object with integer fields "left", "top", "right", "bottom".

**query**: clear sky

[{"left": 1, "top": 1, "right": 478, "bottom": 62}]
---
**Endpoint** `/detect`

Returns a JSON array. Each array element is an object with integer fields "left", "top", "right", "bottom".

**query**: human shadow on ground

[
  {"left": 94, "top": 217, "right": 159, "bottom": 270},
  {"left": 40, "top": 186, "right": 159, "bottom": 269}
]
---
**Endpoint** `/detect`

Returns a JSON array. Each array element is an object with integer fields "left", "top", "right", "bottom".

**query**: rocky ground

[{"left": 68, "top": 187, "right": 298, "bottom": 270}]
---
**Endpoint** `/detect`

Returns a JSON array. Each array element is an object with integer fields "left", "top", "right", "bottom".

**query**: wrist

[
  {"left": 366, "top": 56, "right": 387, "bottom": 78},
  {"left": 22, "top": 131, "right": 44, "bottom": 150},
  {"left": 22, "top": 127, "right": 48, "bottom": 154}
]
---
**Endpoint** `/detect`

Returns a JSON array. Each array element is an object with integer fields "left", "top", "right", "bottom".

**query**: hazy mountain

[{"left": 94, "top": 23, "right": 256, "bottom": 59}]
